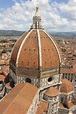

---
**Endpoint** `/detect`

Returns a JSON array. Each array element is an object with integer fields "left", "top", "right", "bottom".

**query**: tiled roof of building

[
  {"left": 5, "top": 59, "right": 10, "bottom": 65},
  {"left": 0, "top": 83, "right": 38, "bottom": 114},
  {"left": 67, "top": 102, "right": 74, "bottom": 108},
  {"left": 10, "top": 32, "right": 28, "bottom": 66},
  {"left": 0, "top": 83, "right": 25, "bottom": 113},
  {"left": 0, "top": 60, "right": 5, "bottom": 65},
  {"left": 60, "top": 79, "right": 73, "bottom": 93},
  {"left": 10, "top": 30, "right": 60, "bottom": 71},
  {"left": 2, "top": 66, "right": 9, "bottom": 76},
  {"left": 45, "top": 87, "right": 59, "bottom": 97},
  {"left": 36, "top": 100, "right": 48, "bottom": 114},
  {"left": 0, "top": 74, "right": 5, "bottom": 81},
  {"left": 59, "top": 103, "right": 64, "bottom": 108},
  {"left": 61, "top": 67, "right": 76, "bottom": 74}
]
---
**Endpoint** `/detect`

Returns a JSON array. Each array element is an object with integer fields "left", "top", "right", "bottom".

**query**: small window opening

[
  {"left": 26, "top": 78, "right": 31, "bottom": 83},
  {"left": 48, "top": 77, "right": 52, "bottom": 82}
]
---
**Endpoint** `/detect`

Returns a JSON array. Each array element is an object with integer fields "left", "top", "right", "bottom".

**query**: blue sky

[
  {"left": 51, "top": 0, "right": 68, "bottom": 4},
  {"left": 0, "top": 0, "right": 14, "bottom": 8},
  {"left": 0, "top": 0, "right": 68, "bottom": 8},
  {"left": 0, "top": 0, "right": 76, "bottom": 32}
]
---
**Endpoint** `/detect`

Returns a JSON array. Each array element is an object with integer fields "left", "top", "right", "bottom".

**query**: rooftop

[
  {"left": 60, "top": 79, "right": 73, "bottom": 93},
  {"left": 45, "top": 87, "right": 59, "bottom": 97},
  {"left": 36, "top": 100, "right": 48, "bottom": 114},
  {"left": 0, "top": 83, "right": 38, "bottom": 114}
]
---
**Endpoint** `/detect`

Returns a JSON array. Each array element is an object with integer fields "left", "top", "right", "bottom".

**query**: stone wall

[{"left": 27, "top": 90, "right": 39, "bottom": 114}]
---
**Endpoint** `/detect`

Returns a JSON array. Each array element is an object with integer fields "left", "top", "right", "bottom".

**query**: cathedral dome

[{"left": 10, "top": 6, "right": 61, "bottom": 78}]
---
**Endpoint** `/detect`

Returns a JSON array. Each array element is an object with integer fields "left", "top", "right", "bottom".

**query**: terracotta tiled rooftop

[
  {"left": 0, "top": 60, "right": 5, "bottom": 65},
  {"left": 67, "top": 102, "right": 74, "bottom": 108},
  {"left": 2, "top": 66, "right": 9, "bottom": 76},
  {"left": 0, "top": 83, "right": 38, "bottom": 114},
  {"left": 0, "top": 74, "right": 5, "bottom": 81},
  {"left": 60, "top": 79, "right": 73, "bottom": 93},
  {"left": 11, "top": 32, "right": 28, "bottom": 66},
  {"left": 5, "top": 59, "right": 10, "bottom": 65},
  {"left": 61, "top": 67, "right": 76, "bottom": 74},
  {"left": 0, "top": 83, "right": 25, "bottom": 114},
  {"left": 10, "top": 29, "right": 60, "bottom": 74},
  {"left": 36, "top": 100, "right": 48, "bottom": 114},
  {"left": 45, "top": 87, "right": 59, "bottom": 97}
]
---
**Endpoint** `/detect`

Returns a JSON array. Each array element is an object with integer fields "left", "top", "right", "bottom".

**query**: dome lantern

[{"left": 31, "top": 5, "right": 44, "bottom": 29}]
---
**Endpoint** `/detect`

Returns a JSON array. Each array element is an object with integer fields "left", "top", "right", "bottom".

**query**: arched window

[
  {"left": 48, "top": 77, "right": 52, "bottom": 82},
  {"left": 26, "top": 78, "right": 31, "bottom": 83}
]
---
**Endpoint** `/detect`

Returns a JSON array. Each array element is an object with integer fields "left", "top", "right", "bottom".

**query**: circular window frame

[
  {"left": 26, "top": 78, "right": 31, "bottom": 83},
  {"left": 47, "top": 77, "right": 53, "bottom": 84},
  {"left": 48, "top": 77, "right": 52, "bottom": 82}
]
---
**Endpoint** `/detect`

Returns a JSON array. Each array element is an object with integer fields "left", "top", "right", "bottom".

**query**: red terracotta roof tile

[
  {"left": 11, "top": 32, "right": 28, "bottom": 66},
  {"left": 60, "top": 79, "right": 73, "bottom": 93},
  {"left": 67, "top": 102, "right": 74, "bottom": 108},
  {"left": 0, "top": 74, "right": 5, "bottom": 81},
  {"left": 61, "top": 68, "right": 76, "bottom": 74},
  {"left": 0, "top": 60, "right": 5, "bottom": 65},
  {"left": 0, "top": 83, "right": 25, "bottom": 114},
  {"left": 10, "top": 29, "right": 60, "bottom": 75},
  {"left": 0, "top": 83, "right": 38, "bottom": 114},
  {"left": 2, "top": 66, "right": 9, "bottom": 76},
  {"left": 45, "top": 87, "right": 59, "bottom": 97},
  {"left": 36, "top": 100, "right": 48, "bottom": 114}
]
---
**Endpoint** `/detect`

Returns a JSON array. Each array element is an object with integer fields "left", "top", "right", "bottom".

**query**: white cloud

[
  {"left": 0, "top": 0, "right": 76, "bottom": 32},
  {"left": 56, "top": 0, "right": 76, "bottom": 21}
]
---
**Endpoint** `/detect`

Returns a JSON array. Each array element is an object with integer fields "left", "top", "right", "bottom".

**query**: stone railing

[
  {"left": 58, "top": 107, "right": 69, "bottom": 114},
  {"left": 58, "top": 105, "right": 76, "bottom": 114}
]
